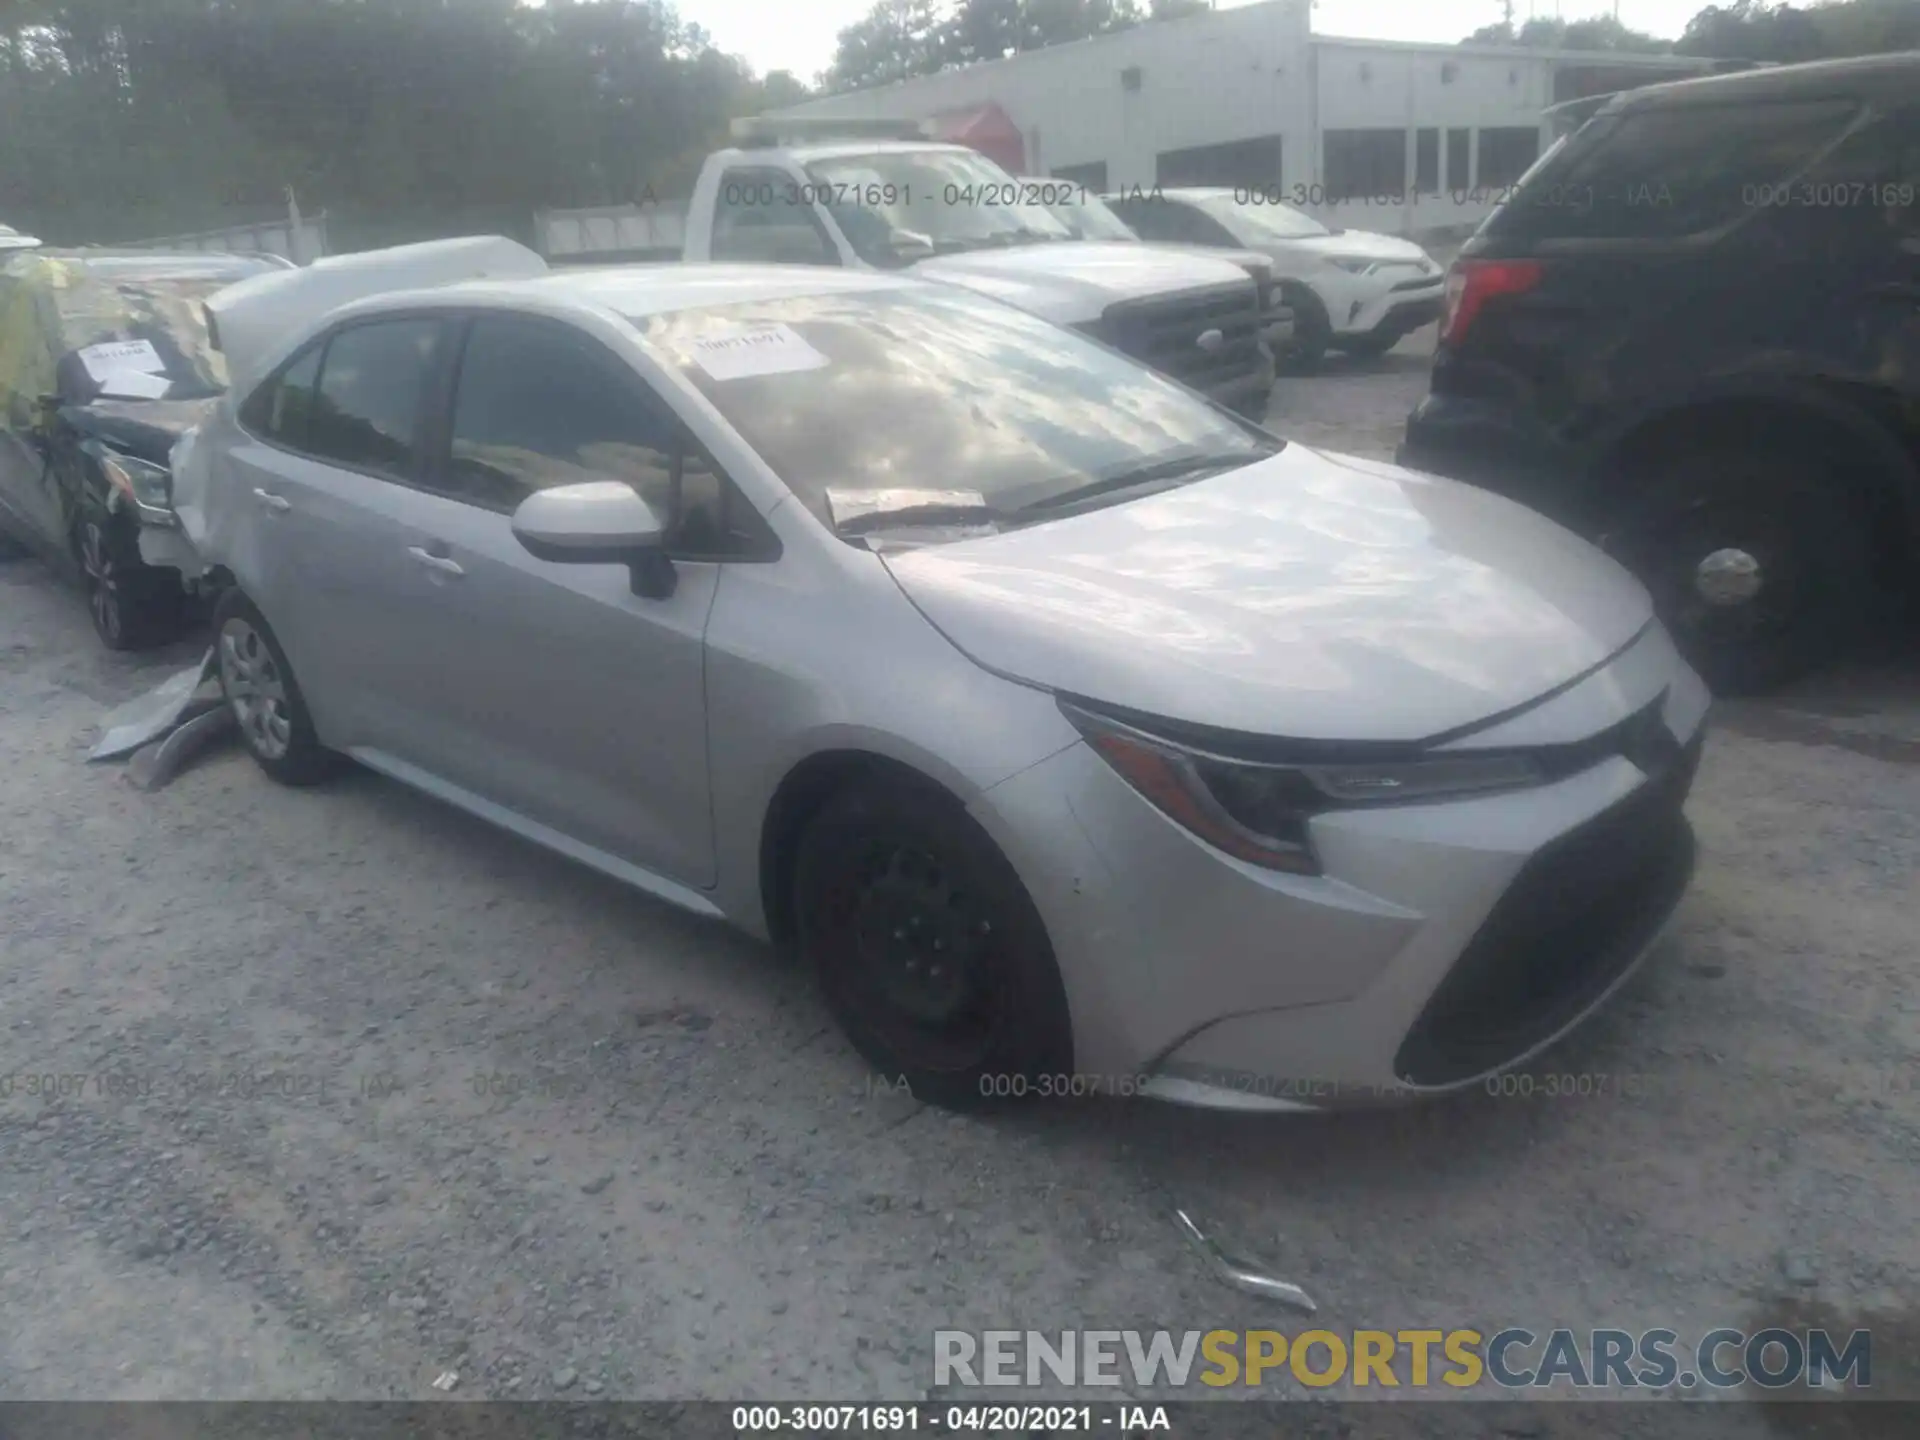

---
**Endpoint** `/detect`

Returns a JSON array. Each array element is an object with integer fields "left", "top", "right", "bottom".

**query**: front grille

[
  {"left": 1096, "top": 281, "right": 1265, "bottom": 397},
  {"left": 1394, "top": 719, "right": 1704, "bottom": 1088},
  {"left": 1391, "top": 274, "right": 1444, "bottom": 294}
]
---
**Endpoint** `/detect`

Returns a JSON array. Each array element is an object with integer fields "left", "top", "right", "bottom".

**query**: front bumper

[
  {"left": 1207, "top": 345, "right": 1276, "bottom": 419},
  {"left": 1261, "top": 306, "right": 1296, "bottom": 350},
  {"left": 1398, "top": 392, "right": 1593, "bottom": 520},
  {"left": 1315, "top": 267, "right": 1446, "bottom": 339},
  {"left": 970, "top": 623, "right": 1709, "bottom": 1110},
  {"left": 135, "top": 510, "right": 202, "bottom": 577}
]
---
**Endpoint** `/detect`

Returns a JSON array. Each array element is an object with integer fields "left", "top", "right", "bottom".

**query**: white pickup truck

[{"left": 679, "top": 118, "right": 1276, "bottom": 419}]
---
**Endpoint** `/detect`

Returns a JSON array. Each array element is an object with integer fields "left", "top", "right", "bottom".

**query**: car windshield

[
  {"left": 1195, "top": 194, "right": 1331, "bottom": 243},
  {"left": 49, "top": 258, "right": 264, "bottom": 401},
  {"left": 636, "top": 287, "right": 1274, "bottom": 539},
  {"left": 1046, "top": 189, "right": 1139, "bottom": 242},
  {"left": 803, "top": 148, "right": 1075, "bottom": 266}
]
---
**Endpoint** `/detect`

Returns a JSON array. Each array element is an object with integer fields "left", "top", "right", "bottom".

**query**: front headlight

[
  {"left": 1325, "top": 256, "right": 1378, "bottom": 274},
  {"left": 1060, "top": 700, "right": 1545, "bottom": 875},
  {"left": 89, "top": 444, "right": 173, "bottom": 511}
]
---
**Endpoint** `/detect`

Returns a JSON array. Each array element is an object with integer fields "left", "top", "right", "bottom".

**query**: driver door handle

[
  {"left": 408, "top": 546, "right": 465, "bottom": 577},
  {"left": 252, "top": 487, "right": 290, "bottom": 512}
]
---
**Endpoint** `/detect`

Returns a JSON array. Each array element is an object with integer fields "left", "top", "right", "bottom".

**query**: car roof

[
  {"left": 1601, "top": 50, "right": 1920, "bottom": 114},
  {"left": 1107, "top": 188, "right": 1225, "bottom": 203},
  {"left": 729, "top": 139, "right": 974, "bottom": 165},
  {"left": 347, "top": 263, "right": 919, "bottom": 321},
  {"left": 12, "top": 249, "right": 279, "bottom": 281}
]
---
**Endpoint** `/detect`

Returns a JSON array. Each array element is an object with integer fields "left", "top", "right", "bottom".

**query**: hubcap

[
  {"left": 1694, "top": 547, "right": 1762, "bottom": 608},
  {"left": 825, "top": 841, "right": 1000, "bottom": 1071},
  {"left": 219, "top": 618, "right": 294, "bottom": 760},
  {"left": 79, "top": 521, "right": 120, "bottom": 642}
]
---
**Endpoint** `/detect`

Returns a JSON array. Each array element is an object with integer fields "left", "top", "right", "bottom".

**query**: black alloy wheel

[{"left": 72, "top": 509, "right": 181, "bottom": 650}]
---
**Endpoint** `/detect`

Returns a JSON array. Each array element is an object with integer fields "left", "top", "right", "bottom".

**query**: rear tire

[
  {"left": 212, "top": 589, "right": 341, "bottom": 786},
  {"left": 72, "top": 509, "right": 183, "bottom": 651},
  {"left": 1598, "top": 442, "right": 1875, "bottom": 695},
  {"left": 792, "top": 777, "right": 1074, "bottom": 1112}
]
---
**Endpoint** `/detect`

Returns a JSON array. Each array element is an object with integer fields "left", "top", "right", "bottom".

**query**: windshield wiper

[
  {"left": 835, "top": 501, "right": 1010, "bottom": 536},
  {"left": 1020, "top": 449, "right": 1277, "bottom": 515},
  {"left": 929, "top": 228, "right": 1062, "bottom": 255}
]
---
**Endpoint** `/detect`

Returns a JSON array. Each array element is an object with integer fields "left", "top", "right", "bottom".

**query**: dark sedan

[{"left": 0, "top": 248, "right": 286, "bottom": 647}]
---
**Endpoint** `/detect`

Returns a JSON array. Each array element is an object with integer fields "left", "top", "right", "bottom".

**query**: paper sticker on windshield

[
  {"left": 78, "top": 338, "right": 166, "bottom": 383},
  {"left": 690, "top": 324, "right": 828, "bottom": 381},
  {"left": 824, "top": 487, "right": 986, "bottom": 527},
  {"left": 97, "top": 370, "right": 171, "bottom": 399}
]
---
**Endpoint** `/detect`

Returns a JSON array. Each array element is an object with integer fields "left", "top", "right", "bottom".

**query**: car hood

[
  {"left": 880, "top": 446, "right": 1654, "bottom": 742},
  {"left": 912, "top": 242, "right": 1254, "bottom": 325},
  {"left": 1272, "top": 229, "right": 1437, "bottom": 268},
  {"left": 60, "top": 397, "right": 219, "bottom": 465},
  {"left": 1133, "top": 242, "right": 1273, "bottom": 280}
]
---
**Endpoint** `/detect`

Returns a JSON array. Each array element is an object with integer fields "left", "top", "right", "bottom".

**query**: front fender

[{"left": 1585, "top": 375, "right": 1920, "bottom": 542}]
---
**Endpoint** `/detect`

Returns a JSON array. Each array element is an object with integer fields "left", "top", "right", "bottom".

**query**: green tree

[
  {"left": 0, "top": 0, "right": 797, "bottom": 246},
  {"left": 1677, "top": 0, "right": 1920, "bottom": 60},
  {"left": 826, "top": 0, "right": 1190, "bottom": 93},
  {"left": 1463, "top": 13, "right": 1672, "bottom": 51},
  {"left": 826, "top": 0, "right": 950, "bottom": 90}
]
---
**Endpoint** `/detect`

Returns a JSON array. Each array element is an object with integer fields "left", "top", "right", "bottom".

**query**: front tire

[
  {"left": 1279, "top": 286, "right": 1330, "bottom": 372},
  {"left": 1599, "top": 443, "right": 1875, "bottom": 695},
  {"left": 72, "top": 510, "right": 182, "bottom": 651},
  {"left": 1336, "top": 330, "right": 1399, "bottom": 360},
  {"left": 212, "top": 589, "right": 341, "bottom": 786},
  {"left": 793, "top": 778, "right": 1074, "bottom": 1111}
]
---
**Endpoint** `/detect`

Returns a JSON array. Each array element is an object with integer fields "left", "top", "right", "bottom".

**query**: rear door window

[
  {"left": 1482, "top": 99, "right": 1860, "bottom": 241},
  {"left": 240, "top": 344, "right": 322, "bottom": 449},
  {"left": 305, "top": 318, "right": 443, "bottom": 480}
]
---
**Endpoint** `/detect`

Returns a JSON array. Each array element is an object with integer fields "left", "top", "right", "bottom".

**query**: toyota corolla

[{"left": 173, "top": 259, "right": 1708, "bottom": 1112}]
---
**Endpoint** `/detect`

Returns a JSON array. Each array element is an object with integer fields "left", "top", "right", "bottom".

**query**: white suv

[{"left": 1109, "top": 187, "right": 1445, "bottom": 366}]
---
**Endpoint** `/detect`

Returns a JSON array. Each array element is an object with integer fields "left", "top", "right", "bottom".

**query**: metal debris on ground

[
  {"left": 1173, "top": 1207, "right": 1316, "bottom": 1315},
  {"left": 431, "top": 1369, "right": 459, "bottom": 1391},
  {"left": 125, "top": 703, "right": 236, "bottom": 791},
  {"left": 88, "top": 647, "right": 219, "bottom": 761}
]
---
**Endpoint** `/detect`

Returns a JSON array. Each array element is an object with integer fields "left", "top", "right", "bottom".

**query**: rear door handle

[
  {"left": 407, "top": 546, "right": 465, "bottom": 577},
  {"left": 252, "top": 487, "right": 290, "bottom": 512}
]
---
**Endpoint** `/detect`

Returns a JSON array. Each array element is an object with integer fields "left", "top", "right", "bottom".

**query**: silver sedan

[{"left": 174, "top": 261, "right": 1709, "bottom": 1112}]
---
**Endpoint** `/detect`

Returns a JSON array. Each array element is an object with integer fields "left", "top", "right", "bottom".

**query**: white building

[{"left": 771, "top": 0, "right": 1739, "bottom": 237}]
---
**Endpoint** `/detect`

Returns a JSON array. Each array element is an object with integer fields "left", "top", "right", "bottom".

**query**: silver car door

[
  {"left": 374, "top": 312, "right": 732, "bottom": 889},
  {"left": 353, "top": 480, "right": 721, "bottom": 887},
  {"left": 221, "top": 317, "right": 450, "bottom": 751}
]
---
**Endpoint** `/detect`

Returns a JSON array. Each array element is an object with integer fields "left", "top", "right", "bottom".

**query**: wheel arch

[
  {"left": 756, "top": 748, "right": 973, "bottom": 951},
  {"left": 1588, "top": 383, "right": 1920, "bottom": 584}
]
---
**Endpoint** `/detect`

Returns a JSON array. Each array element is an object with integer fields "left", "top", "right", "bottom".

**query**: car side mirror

[
  {"left": 885, "top": 227, "right": 936, "bottom": 261},
  {"left": 511, "top": 480, "right": 677, "bottom": 599}
]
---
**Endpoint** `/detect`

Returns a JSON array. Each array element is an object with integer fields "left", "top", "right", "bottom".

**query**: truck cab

[{"left": 682, "top": 118, "right": 1276, "bottom": 419}]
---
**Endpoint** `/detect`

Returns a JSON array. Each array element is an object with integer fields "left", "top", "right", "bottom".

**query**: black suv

[{"left": 1399, "top": 54, "right": 1920, "bottom": 693}]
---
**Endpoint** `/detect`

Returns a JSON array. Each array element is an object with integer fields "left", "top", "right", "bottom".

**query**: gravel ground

[{"left": 2, "top": 321, "right": 1916, "bottom": 1435}]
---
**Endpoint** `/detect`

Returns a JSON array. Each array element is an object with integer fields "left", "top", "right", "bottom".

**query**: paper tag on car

[
  {"left": 824, "top": 488, "right": 987, "bottom": 526},
  {"left": 78, "top": 338, "right": 166, "bottom": 383},
  {"left": 97, "top": 370, "right": 172, "bottom": 399},
  {"left": 689, "top": 324, "right": 828, "bottom": 381}
]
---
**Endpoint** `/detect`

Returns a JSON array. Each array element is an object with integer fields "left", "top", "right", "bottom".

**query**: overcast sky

[{"left": 685, "top": 0, "right": 1713, "bottom": 85}]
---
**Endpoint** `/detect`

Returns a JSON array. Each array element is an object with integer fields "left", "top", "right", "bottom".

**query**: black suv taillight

[{"left": 1439, "top": 259, "right": 1542, "bottom": 347}]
